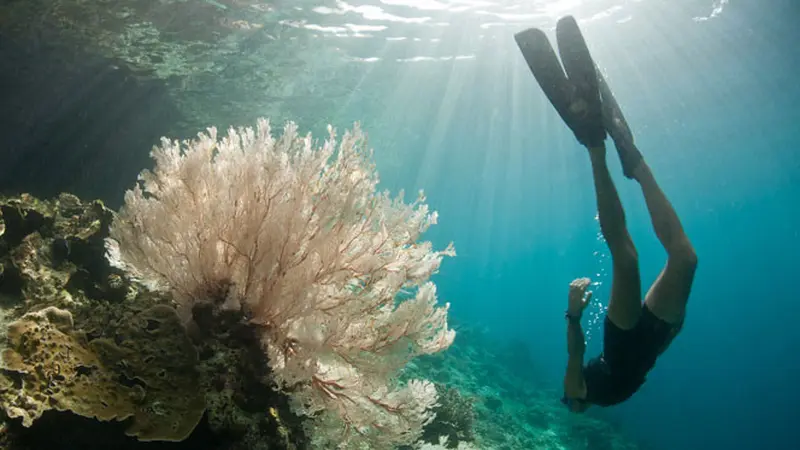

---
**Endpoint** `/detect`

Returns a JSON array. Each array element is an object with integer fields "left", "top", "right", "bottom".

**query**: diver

[{"left": 514, "top": 16, "right": 698, "bottom": 411}]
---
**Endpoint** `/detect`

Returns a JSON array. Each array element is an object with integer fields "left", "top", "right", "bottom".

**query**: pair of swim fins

[{"left": 514, "top": 16, "right": 642, "bottom": 179}]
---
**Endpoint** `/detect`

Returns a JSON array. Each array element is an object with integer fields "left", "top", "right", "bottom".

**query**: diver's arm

[
  {"left": 563, "top": 278, "right": 592, "bottom": 408},
  {"left": 564, "top": 315, "right": 587, "bottom": 400}
]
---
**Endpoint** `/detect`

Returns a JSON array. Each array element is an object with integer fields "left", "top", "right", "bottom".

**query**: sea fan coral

[{"left": 106, "top": 118, "right": 456, "bottom": 448}]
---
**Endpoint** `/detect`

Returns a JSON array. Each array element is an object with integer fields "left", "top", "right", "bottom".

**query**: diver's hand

[{"left": 568, "top": 277, "right": 593, "bottom": 318}]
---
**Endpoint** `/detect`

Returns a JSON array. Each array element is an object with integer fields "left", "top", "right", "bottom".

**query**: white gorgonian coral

[{"left": 106, "top": 118, "right": 456, "bottom": 449}]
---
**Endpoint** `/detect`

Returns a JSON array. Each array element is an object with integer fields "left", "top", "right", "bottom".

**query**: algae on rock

[
  {"left": 0, "top": 304, "right": 204, "bottom": 441},
  {"left": 0, "top": 193, "right": 205, "bottom": 442}
]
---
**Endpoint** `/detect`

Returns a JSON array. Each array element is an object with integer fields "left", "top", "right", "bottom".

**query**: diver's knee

[{"left": 669, "top": 239, "right": 697, "bottom": 272}]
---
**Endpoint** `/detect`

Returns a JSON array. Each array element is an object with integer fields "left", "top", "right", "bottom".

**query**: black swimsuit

[{"left": 580, "top": 304, "right": 682, "bottom": 406}]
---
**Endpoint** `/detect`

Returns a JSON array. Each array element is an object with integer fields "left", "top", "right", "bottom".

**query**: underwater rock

[
  {"left": 0, "top": 193, "right": 204, "bottom": 442},
  {"left": 0, "top": 192, "right": 305, "bottom": 448},
  {"left": 0, "top": 192, "right": 122, "bottom": 306},
  {"left": 0, "top": 304, "right": 204, "bottom": 441},
  {"left": 187, "top": 301, "right": 307, "bottom": 450}
]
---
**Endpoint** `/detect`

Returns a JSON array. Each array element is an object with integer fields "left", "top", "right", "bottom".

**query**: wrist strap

[{"left": 565, "top": 311, "right": 582, "bottom": 323}]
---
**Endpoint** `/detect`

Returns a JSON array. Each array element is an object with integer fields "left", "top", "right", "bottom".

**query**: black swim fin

[
  {"left": 514, "top": 27, "right": 574, "bottom": 130},
  {"left": 514, "top": 16, "right": 605, "bottom": 148},
  {"left": 515, "top": 16, "right": 642, "bottom": 178},
  {"left": 597, "top": 70, "right": 642, "bottom": 179}
]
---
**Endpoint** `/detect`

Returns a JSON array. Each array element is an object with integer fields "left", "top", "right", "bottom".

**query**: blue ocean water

[
  {"left": 1, "top": 0, "right": 798, "bottom": 449},
  {"left": 331, "top": 1, "right": 799, "bottom": 449}
]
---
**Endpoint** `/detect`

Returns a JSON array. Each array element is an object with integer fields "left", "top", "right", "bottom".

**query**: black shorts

[{"left": 583, "top": 304, "right": 683, "bottom": 406}]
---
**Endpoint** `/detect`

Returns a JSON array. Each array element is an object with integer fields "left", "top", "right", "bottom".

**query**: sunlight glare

[{"left": 539, "top": 0, "right": 591, "bottom": 18}]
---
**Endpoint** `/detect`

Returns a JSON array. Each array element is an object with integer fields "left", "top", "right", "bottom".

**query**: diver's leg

[
  {"left": 633, "top": 162, "right": 698, "bottom": 325},
  {"left": 588, "top": 145, "right": 642, "bottom": 330}
]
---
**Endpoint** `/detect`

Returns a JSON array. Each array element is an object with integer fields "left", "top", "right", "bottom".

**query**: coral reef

[
  {"left": 187, "top": 296, "right": 308, "bottom": 450},
  {"left": 0, "top": 192, "right": 649, "bottom": 450},
  {"left": 420, "top": 384, "right": 476, "bottom": 448},
  {"left": 0, "top": 193, "right": 307, "bottom": 448},
  {"left": 0, "top": 193, "right": 205, "bottom": 441},
  {"left": 1, "top": 304, "right": 203, "bottom": 441}
]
